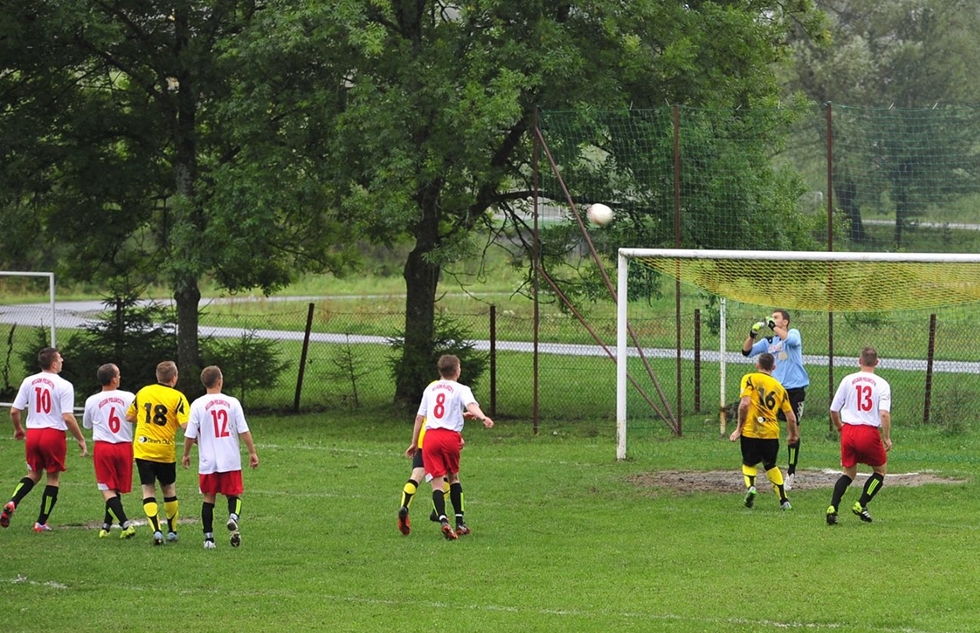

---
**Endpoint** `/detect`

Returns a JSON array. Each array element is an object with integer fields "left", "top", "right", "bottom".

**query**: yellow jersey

[
  {"left": 738, "top": 372, "right": 792, "bottom": 440},
  {"left": 127, "top": 383, "right": 190, "bottom": 463}
]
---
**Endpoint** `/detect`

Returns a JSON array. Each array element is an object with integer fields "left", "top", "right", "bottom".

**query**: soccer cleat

[
  {"left": 852, "top": 501, "right": 873, "bottom": 523},
  {"left": 167, "top": 531, "right": 179, "bottom": 543},
  {"left": 33, "top": 522, "right": 52, "bottom": 532},
  {"left": 440, "top": 520, "right": 458, "bottom": 541},
  {"left": 455, "top": 521, "right": 471, "bottom": 536},
  {"left": 744, "top": 486, "right": 757, "bottom": 508},
  {"left": 153, "top": 530, "right": 165, "bottom": 546},
  {"left": 397, "top": 506, "right": 411, "bottom": 535},
  {"left": 120, "top": 525, "right": 137, "bottom": 539},
  {"left": 780, "top": 500, "right": 792, "bottom": 511},
  {"left": 784, "top": 473, "right": 794, "bottom": 492},
  {"left": 0, "top": 501, "right": 15, "bottom": 528},
  {"left": 204, "top": 539, "right": 216, "bottom": 550},
  {"left": 230, "top": 530, "right": 241, "bottom": 548},
  {"left": 826, "top": 506, "right": 838, "bottom": 526},
  {"left": 99, "top": 528, "right": 111, "bottom": 538},
  {"left": 227, "top": 516, "right": 239, "bottom": 532}
]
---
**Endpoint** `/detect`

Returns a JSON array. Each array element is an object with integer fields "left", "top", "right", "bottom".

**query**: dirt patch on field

[{"left": 627, "top": 469, "right": 966, "bottom": 493}]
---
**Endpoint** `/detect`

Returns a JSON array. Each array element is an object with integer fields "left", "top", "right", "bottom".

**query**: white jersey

[
  {"left": 830, "top": 371, "right": 891, "bottom": 427},
  {"left": 12, "top": 371, "right": 75, "bottom": 430},
  {"left": 185, "top": 393, "right": 250, "bottom": 474},
  {"left": 83, "top": 389, "right": 135, "bottom": 443},
  {"left": 417, "top": 379, "right": 477, "bottom": 433}
]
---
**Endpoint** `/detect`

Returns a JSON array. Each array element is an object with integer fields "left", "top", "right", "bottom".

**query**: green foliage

[
  {"left": 200, "top": 330, "right": 290, "bottom": 408},
  {"left": 388, "top": 314, "right": 489, "bottom": 411},
  {"left": 327, "top": 335, "right": 375, "bottom": 409}
]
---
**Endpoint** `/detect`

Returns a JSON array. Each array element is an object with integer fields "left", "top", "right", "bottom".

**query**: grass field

[{"left": 0, "top": 412, "right": 977, "bottom": 633}]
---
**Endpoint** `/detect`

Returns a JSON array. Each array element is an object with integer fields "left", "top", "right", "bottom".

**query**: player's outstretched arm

[{"left": 465, "top": 403, "right": 493, "bottom": 428}]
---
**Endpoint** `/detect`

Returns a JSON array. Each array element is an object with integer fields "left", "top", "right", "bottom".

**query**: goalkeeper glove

[
  {"left": 749, "top": 321, "right": 766, "bottom": 338},
  {"left": 767, "top": 318, "right": 776, "bottom": 330}
]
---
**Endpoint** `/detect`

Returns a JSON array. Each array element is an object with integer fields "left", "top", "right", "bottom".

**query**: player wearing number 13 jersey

[
  {"left": 409, "top": 354, "right": 493, "bottom": 540},
  {"left": 82, "top": 363, "right": 137, "bottom": 538},
  {"left": 826, "top": 347, "right": 892, "bottom": 525},
  {"left": 126, "top": 361, "right": 190, "bottom": 545},
  {"left": 2, "top": 347, "right": 88, "bottom": 531}
]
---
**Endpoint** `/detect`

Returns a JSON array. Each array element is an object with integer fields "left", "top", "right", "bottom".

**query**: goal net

[
  {"left": 615, "top": 249, "right": 980, "bottom": 460},
  {"left": 0, "top": 272, "right": 57, "bottom": 405}
]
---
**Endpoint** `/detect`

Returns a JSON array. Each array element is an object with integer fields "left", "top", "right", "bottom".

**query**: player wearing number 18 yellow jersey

[
  {"left": 728, "top": 353, "right": 798, "bottom": 511},
  {"left": 126, "top": 361, "right": 190, "bottom": 546}
]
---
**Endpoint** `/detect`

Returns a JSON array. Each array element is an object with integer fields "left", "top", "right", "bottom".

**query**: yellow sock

[
  {"left": 164, "top": 499, "right": 179, "bottom": 533},
  {"left": 741, "top": 464, "right": 758, "bottom": 488}
]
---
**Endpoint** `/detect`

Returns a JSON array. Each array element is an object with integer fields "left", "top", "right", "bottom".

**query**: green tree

[{"left": 0, "top": 1, "right": 349, "bottom": 391}]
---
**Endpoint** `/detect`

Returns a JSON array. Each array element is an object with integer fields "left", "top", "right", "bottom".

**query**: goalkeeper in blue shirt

[{"left": 742, "top": 309, "right": 809, "bottom": 491}]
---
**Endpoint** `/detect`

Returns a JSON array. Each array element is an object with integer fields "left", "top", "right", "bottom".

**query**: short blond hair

[
  {"left": 200, "top": 365, "right": 223, "bottom": 389},
  {"left": 156, "top": 361, "right": 178, "bottom": 384}
]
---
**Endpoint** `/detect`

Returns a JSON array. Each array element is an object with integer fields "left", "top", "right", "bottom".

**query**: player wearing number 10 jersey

[
  {"left": 2, "top": 347, "right": 88, "bottom": 532},
  {"left": 82, "top": 363, "right": 137, "bottom": 539},
  {"left": 183, "top": 366, "right": 259, "bottom": 550},
  {"left": 126, "top": 361, "right": 190, "bottom": 545}
]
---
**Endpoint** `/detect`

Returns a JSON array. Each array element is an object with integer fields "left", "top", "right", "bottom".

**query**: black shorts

[
  {"left": 777, "top": 387, "right": 806, "bottom": 425},
  {"left": 740, "top": 436, "right": 780, "bottom": 469},
  {"left": 136, "top": 458, "right": 177, "bottom": 487}
]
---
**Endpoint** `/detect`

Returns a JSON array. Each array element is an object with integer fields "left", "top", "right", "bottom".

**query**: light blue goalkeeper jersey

[{"left": 748, "top": 328, "right": 809, "bottom": 390}]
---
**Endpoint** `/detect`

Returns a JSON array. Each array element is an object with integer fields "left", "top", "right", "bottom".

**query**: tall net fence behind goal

[
  {"left": 615, "top": 250, "right": 980, "bottom": 461},
  {"left": 0, "top": 272, "right": 57, "bottom": 404}
]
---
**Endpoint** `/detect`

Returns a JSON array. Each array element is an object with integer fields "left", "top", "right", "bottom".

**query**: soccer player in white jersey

[
  {"left": 826, "top": 346, "right": 892, "bottom": 525},
  {"left": 408, "top": 354, "right": 493, "bottom": 540},
  {"left": 2, "top": 347, "right": 88, "bottom": 532},
  {"left": 82, "top": 363, "right": 138, "bottom": 539},
  {"left": 182, "top": 366, "right": 259, "bottom": 549}
]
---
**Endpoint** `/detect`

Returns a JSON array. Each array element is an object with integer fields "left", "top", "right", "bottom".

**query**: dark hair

[
  {"left": 757, "top": 352, "right": 775, "bottom": 371},
  {"left": 773, "top": 309, "right": 790, "bottom": 324},
  {"left": 96, "top": 363, "right": 118, "bottom": 386},
  {"left": 37, "top": 347, "right": 60, "bottom": 370},
  {"left": 860, "top": 346, "right": 878, "bottom": 367},
  {"left": 200, "top": 365, "right": 223, "bottom": 389},
  {"left": 438, "top": 354, "right": 460, "bottom": 378}
]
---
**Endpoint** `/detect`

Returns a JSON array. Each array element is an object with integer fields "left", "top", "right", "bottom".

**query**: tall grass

[{"left": 0, "top": 413, "right": 976, "bottom": 633}]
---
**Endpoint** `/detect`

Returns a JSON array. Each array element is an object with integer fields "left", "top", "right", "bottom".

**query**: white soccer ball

[{"left": 586, "top": 203, "right": 614, "bottom": 226}]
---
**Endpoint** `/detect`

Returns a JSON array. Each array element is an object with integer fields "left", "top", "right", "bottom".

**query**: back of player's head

[
  {"left": 201, "top": 365, "right": 223, "bottom": 389},
  {"left": 437, "top": 354, "right": 460, "bottom": 378},
  {"left": 859, "top": 346, "right": 879, "bottom": 367},
  {"left": 156, "top": 360, "right": 178, "bottom": 384},
  {"left": 37, "top": 347, "right": 60, "bottom": 370},
  {"left": 97, "top": 363, "right": 119, "bottom": 386},
  {"left": 757, "top": 352, "right": 775, "bottom": 371}
]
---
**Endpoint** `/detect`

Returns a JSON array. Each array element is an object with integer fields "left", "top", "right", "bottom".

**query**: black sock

[
  {"left": 432, "top": 489, "right": 447, "bottom": 521},
  {"left": 787, "top": 440, "right": 800, "bottom": 475},
  {"left": 202, "top": 502, "right": 215, "bottom": 534},
  {"left": 37, "top": 485, "right": 58, "bottom": 525},
  {"left": 11, "top": 477, "right": 36, "bottom": 505},
  {"left": 228, "top": 496, "right": 241, "bottom": 520},
  {"left": 859, "top": 473, "right": 885, "bottom": 506},
  {"left": 103, "top": 503, "right": 114, "bottom": 530},
  {"left": 830, "top": 475, "right": 853, "bottom": 511},
  {"left": 450, "top": 482, "right": 464, "bottom": 523},
  {"left": 107, "top": 495, "right": 128, "bottom": 526}
]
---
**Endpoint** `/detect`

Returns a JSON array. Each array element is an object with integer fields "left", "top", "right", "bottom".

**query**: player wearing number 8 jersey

[
  {"left": 408, "top": 355, "right": 493, "bottom": 540},
  {"left": 729, "top": 353, "right": 798, "bottom": 511},
  {"left": 183, "top": 366, "right": 258, "bottom": 550},
  {"left": 82, "top": 363, "right": 137, "bottom": 539},
  {"left": 826, "top": 347, "right": 892, "bottom": 525},
  {"left": 126, "top": 361, "right": 190, "bottom": 545},
  {"left": 2, "top": 347, "right": 88, "bottom": 532}
]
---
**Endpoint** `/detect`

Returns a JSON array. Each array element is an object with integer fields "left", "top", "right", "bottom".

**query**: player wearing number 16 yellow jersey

[
  {"left": 126, "top": 361, "right": 190, "bottom": 546},
  {"left": 728, "top": 353, "right": 798, "bottom": 511}
]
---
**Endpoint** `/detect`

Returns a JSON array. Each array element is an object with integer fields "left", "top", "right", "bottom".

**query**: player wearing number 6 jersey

[
  {"left": 126, "top": 361, "right": 189, "bottom": 545},
  {"left": 82, "top": 363, "right": 137, "bottom": 539},
  {"left": 408, "top": 354, "right": 493, "bottom": 540},
  {"left": 729, "top": 353, "right": 798, "bottom": 511},
  {"left": 826, "top": 347, "right": 892, "bottom": 525},
  {"left": 2, "top": 347, "right": 88, "bottom": 532},
  {"left": 183, "top": 366, "right": 258, "bottom": 550}
]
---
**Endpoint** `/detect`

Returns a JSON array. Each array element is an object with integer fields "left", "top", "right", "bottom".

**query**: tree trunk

[
  {"left": 173, "top": 275, "right": 202, "bottom": 397},
  {"left": 834, "top": 178, "right": 866, "bottom": 243},
  {"left": 394, "top": 204, "right": 441, "bottom": 409}
]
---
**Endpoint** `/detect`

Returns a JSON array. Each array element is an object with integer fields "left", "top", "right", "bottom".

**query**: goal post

[
  {"left": 0, "top": 271, "right": 57, "bottom": 346},
  {"left": 616, "top": 249, "right": 980, "bottom": 461}
]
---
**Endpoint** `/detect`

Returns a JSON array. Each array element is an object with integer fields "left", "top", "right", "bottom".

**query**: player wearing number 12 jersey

[
  {"left": 82, "top": 363, "right": 137, "bottom": 539},
  {"left": 126, "top": 361, "right": 190, "bottom": 545},
  {"left": 2, "top": 347, "right": 88, "bottom": 532},
  {"left": 183, "top": 366, "right": 258, "bottom": 550},
  {"left": 826, "top": 347, "right": 892, "bottom": 525},
  {"left": 408, "top": 354, "right": 493, "bottom": 540}
]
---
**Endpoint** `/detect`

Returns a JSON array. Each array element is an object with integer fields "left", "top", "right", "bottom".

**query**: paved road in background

[{"left": 2, "top": 299, "right": 978, "bottom": 373}]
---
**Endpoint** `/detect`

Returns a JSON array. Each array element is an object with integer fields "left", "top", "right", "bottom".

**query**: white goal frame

[
  {"left": 0, "top": 271, "right": 57, "bottom": 346},
  {"left": 615, "top": 249, "right": 980, "bottom": 461}
]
